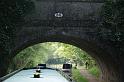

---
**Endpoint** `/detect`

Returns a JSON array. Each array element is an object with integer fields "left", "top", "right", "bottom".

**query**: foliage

[
  {"left": 101, "top": 0, "right": 124, "bottom": 52},
  {"left": 8, "top": 44, "right": 50, "bottom": 72},
  {"left": 0, "top": 0, "right": 35, "bottom": 55},
  {"left": 72, "top": 68, "right": 88, "bottom": 82},
  {"left": 8, "top": 42, "right": 98, "bottom": 73},
  {"left": 88, "top": 66, "right": 100, "bottom": 78},
  {"left": 48, "top": 42, "right": 96, "bottom": 69}
]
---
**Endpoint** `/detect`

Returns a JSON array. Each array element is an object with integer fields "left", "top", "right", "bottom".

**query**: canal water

[{"left": 3, "top": 69, "right": 69, "bottom": 82}]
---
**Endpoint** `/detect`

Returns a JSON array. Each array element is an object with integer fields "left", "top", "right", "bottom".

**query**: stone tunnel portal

[
  {"left": 0, "top": 0, "right": 123, "bottom": 82},
  {"left": 12, "top": 34, "right": 120, "bottom": 82}
]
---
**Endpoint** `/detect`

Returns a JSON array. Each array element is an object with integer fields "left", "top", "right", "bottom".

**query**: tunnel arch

[
  {"left": 0, "top": 0, "right": 123, "bottom": 82},
  {"left": 11, "top": 34, "right": 120, "bottom": 82}
]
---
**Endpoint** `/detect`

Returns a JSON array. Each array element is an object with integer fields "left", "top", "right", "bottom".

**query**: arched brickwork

[
  {"left": 0, "top": 0, "right": 124, "bottom": 82},
  {"left": 11, "top": 31, "right": 121, "bottom": 82}
]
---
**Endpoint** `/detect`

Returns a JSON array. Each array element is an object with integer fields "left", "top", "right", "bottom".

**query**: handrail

[
  {"left": 0, "top": 68, "right": 23, "bottom": 81},
  {"left": 57, "top": 69, "right": 75, "bottom": 82}
]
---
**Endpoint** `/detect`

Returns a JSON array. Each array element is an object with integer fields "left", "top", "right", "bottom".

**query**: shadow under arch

[{"left": 11, "top": 34, "right": 120, "bottom": 82}]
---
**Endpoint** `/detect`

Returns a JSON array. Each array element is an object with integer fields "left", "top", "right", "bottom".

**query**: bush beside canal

[{"left": 72, "top": 69, "right": 88, "bottom": 82}]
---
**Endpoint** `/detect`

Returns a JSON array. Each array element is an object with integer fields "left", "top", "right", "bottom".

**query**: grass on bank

[
  {"left": 72, "top": 68, "right": 88, "bottom": 82},
  {"left": 88, "top": 66, "right": 100, "bottom": 78}
]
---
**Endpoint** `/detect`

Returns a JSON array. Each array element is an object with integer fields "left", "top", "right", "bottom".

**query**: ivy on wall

[
  {"left": 101, "top": 0, "right": 124, "bottom": 53},
  {"left": 0, "top": 0, "right": 35, "bottom": 55}
]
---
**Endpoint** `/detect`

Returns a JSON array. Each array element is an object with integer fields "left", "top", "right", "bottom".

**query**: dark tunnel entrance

[
  {"left": 4, "top": 35, "right": 120, "bottom": 82},
  {"left": 8, "top": 42, "right": 101, "bottom": 82}
]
